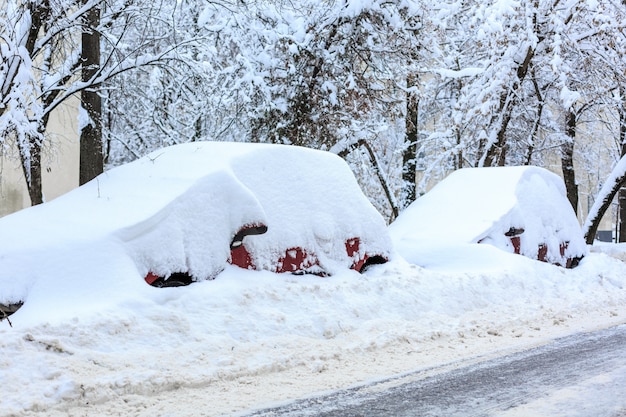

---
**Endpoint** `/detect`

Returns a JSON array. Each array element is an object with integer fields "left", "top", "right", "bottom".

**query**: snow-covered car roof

[
  {"left": 0, "top": 142, "right": 391, "bottom": 321},
  {"left": 389, "top": 166, "right": 587, "bottom": 266}
]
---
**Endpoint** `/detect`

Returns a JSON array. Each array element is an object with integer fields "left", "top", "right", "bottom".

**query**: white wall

[{"left": 0, "top": 98, "right": 79, "bottom": 217}]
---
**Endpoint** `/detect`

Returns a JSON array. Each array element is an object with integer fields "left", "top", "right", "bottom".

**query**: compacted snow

[{"left": 2, "top": 144, "right": 626, "bottom": 416}]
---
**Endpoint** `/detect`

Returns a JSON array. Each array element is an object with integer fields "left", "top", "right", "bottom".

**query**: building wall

[{"left": 0, "top": 98, "right": 79, "bottom": 217}]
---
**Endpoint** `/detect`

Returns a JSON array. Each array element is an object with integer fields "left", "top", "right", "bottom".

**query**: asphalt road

[{"left": 243, "top": 324, "right": 626, "bottom": 417}]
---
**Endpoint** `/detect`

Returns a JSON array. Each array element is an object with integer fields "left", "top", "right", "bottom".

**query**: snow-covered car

[
  {"left": 389, "top": 166, "right": 587, "bottom": 268},
  {"left": 0, "top": 142, "right": 391, "bottom": 323}
]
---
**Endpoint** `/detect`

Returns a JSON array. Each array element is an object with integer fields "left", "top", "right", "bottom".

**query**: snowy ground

[{"left": 3, "top": 242, "right": 626, "bottom": 417}]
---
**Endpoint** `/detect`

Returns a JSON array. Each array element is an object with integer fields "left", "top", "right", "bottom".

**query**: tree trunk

[
  {"left": 403, "top": 73, "right": 419, "bottom": 206},
  {"left": 618, "top": 88, "right": 626, "bottom": 242},
  {"left": 9, "top": 2, "right": 49, "bottom": 206},
  {"left": 524, "top": 68, "right": 544, "bottom": 165},
  {"left": 619, "top": 187, "right": 626, "bottom": 242},
  {"left": 483, "top": 105, "right": 509, "bottom": 167},
  {"left": 561, "top": 109, "right": 578, "bottom": 214},
  {"left": 337, "top": 138, "right": 400, "bottom": 221},
  {"left": 483, "top": 46, "right": 535, "bottom": 167},
  {"left": 79, "top": 3, "right": 103, "bottom": 185},
  {"left": 583, "top": 166, "right": 626, "bottom": 245},
  {"left": 18, "top": 137, "right": 43, "bottom": 206}
]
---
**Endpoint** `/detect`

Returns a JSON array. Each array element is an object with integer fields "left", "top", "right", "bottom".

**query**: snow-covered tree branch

[{"left": 0, "top": 0, "right": 199, "bottom": 205}]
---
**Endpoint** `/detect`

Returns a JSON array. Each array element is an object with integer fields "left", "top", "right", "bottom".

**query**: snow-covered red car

[
  {"left": 0, "top": 142, "right": 391, "bottom": 322},
  {"left": 389, "top": 166, "right": 587, "bottom": 268},
  {"left": 132, "top": 142, "right": 391, "bottom": 286}
]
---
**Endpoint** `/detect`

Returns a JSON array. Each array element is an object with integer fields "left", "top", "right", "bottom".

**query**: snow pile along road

[{"left": 2, "top": 247, "right": 626, "bottom": 417}]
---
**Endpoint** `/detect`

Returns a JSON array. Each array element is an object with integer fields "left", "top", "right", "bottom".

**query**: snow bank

[
  {"left": 2, "top": 155, "right": 626, "bottom": 417},
  {"left": 2, "top": 250, "right": 626, "bottom": 416},
  {"left": 390, "top": 166, "right": 587, "bottom": 267}
]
